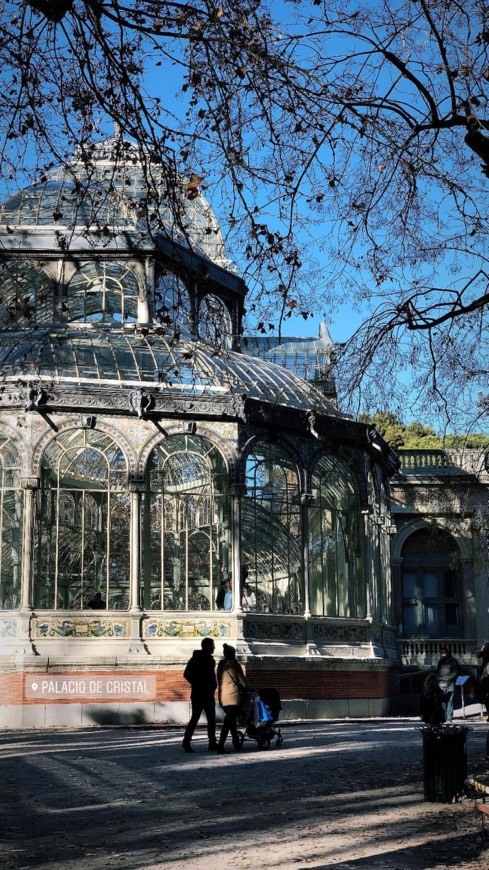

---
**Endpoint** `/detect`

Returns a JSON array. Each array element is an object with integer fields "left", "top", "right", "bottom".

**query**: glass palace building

[{"left": 0, "top": 139, "right": 399, "bottom": 727}]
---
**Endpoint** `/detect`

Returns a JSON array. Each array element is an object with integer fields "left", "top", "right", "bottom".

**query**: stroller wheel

[{"left": 275, "top": 736, "right": 284, "bottom": 748}]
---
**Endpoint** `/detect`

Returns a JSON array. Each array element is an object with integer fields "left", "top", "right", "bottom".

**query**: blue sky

[{"left": 0, "top": 3, "right": 486, "bottom": 434}]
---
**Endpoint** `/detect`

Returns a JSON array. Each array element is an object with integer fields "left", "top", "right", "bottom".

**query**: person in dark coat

[
  {"left": 436, "top": 645, "right": 460, "bottom": 722},
  {"left": 182, "top": 637, "right": 217, "bottom": 752},
  {"left": 216, "top": 581, "right": 226, "bottom": 609},
  {"left": 419, "top": 672, "right": 445, "bottom": 725}
]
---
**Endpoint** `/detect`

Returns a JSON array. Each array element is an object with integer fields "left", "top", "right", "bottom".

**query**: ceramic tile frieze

[
  {"left": 32, "top": 618, "right": 130, "bottom": 638},
  {"left": 144, "top": 618, "right": 232, "bottom": 639}
]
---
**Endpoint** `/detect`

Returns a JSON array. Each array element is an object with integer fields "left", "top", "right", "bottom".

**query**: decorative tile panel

[
  {"left": 0, "top": 619, "right": 17, "bottom": 637},
  {"left": 243, "top": 620, "right": 305, "bottom": 641},
  {"left": 313, "top": 623, "right": 369, "bottom": 643},
  {"left": 32, "top": 618, "right": 130, "bottom": 638},
  {"left": 144, "top": 618, "right": 232, "bottom": 639}
]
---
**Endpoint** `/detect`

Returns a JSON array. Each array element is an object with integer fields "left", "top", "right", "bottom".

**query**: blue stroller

[{"left": 236, "top": 687, "right": 284, "bottom": 750}]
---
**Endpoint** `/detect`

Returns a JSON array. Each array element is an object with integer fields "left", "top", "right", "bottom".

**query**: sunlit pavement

[{"left": 1, "top": 718, "right": 489, "bottom": 870}]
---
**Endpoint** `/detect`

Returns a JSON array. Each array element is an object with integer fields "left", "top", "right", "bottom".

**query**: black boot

[{"left": 182, "top": 740, "right": 194, "bottom": 753}]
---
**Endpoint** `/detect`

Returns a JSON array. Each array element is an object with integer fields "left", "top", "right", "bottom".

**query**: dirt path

[{"left": 1, "top": 719, "right": 489, "bottom": 870}]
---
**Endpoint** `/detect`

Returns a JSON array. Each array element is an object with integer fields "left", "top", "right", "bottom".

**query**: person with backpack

[
  {"left": 182, "top": 637, "right": 217, "bottom": 753},
  {"left": 216, "top": 643, "right": 248, "bottom": 754}
]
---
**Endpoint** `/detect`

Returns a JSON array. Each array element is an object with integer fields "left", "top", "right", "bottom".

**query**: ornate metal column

[
  {"left": 129, "top": 477, "right": 143, "bottom": 613},
  {"left": 301, "top": 493, "right": 312, "bottom": 619},
  {"left": 19, "top": 477, "right": 38, "bottom": 613},
  {"left": 15, "top": 477, "right": 39, "bottom": 655},
  {"left": 231, "top": 483, "right": 243, "bottom": 616},
  {"left": 362, "top": 510, "right": 373, "bottom": 620},
  {"left": 127, "top": 476, "right": 146, "bottom": 654}
]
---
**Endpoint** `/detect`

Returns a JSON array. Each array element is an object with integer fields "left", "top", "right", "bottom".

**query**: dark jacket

[
  {"left": 184, "top": 649, "right": 217, "bottom": 698},
  {"left": 419, "top": 682, "right": 445, "bottom": 725}
]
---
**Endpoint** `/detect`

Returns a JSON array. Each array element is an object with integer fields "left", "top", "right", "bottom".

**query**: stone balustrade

[
  {"left": 399, "top": 638, "right": 477, "bottom": 661},
  {"left": 398, "top": 448, "right": 488, "bottom": 476}
]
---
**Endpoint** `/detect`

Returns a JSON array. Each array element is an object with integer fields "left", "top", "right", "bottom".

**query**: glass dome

[
  {"left": 0, "top": 137, "right": 228, "bottom": 267},
  {"left": 0, "top": 138, "right": 339, "bottom": 418}
]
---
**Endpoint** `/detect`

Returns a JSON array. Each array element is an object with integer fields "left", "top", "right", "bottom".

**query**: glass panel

[
  {"left": 309, "top": 453, "right": 363, "bottom": 617},
  {"left": 425, "top": 605, "right": 440, "bottom": 634},
  {"left": 52, "top": 340, "right": 77, "bottom": 376},
  {"left": 242, "top": 441, "right": 302, "bottom": 615},
  {"left": 154, "top": 272, "right": 192, "bottom": 337},
  {"left": 73, "top": 344, "right": 98, "bottom": 378},
  {"left": 107, "top": 493, "right": 130, "bottom": 610},
  {"left": 445, "top": 603, "right": 459, "bottom": 629},
  {"left": 444, "top": 571, "right": 456, "bottom": 597},
  {"left": 67, "top": 262, "right": 140, "bottom": 324},
  {"left": 0, "top": 261, "right": 56, "bottom": 325},
  {"left": 0, "top": 490, "right": 22, "bottom": 609},
  {"left": 403, "top": 602, "right": 419, "bottom": 635},
  {"left": 143, "top": 434, "right": 229, "bottom": 611},
  {"left": 34, "top": 428, "right": 129, "bottom": 610},
  {"left": 34, "top": 489, "right": 56, "bottom": 608},
  {"left": 402, "top": 572, "right": 418, "bottom": 598},
  {"left": 198, "top": 294, "right": 232, "bottom": 348},
  {"left": 93, "top": 342, "right": 119, "bottom": 379},
  {"left": 423, "top": 572, "right": 439, "bottom": 598},
  {"left": 0, "top": 439, "right": 23, "bottom": 609}
]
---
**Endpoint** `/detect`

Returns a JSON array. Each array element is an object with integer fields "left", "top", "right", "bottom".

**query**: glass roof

[
  {"left": 0, "top": 327, "right": 338, "bottom": 416},
  {"left": 0, "top": 138, "right": 228, "bottom": 267},
  {"left": 243, "top": 323, "right": 335, "bottom": 382}
]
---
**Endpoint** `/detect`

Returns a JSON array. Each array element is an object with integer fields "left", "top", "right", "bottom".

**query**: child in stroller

[{"left": 236, "top": 686, "right": 284, "bottom": 750}]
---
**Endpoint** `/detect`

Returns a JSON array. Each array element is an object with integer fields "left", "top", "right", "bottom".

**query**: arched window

[
  {"left": 401, "top": 527, "right": 462, "bottom": 638},
  {"left": 0, "top": 437, "right": 22, "bottom": 609},
  {"left": 0, "top": 261, "right": 55, "bottom": 325},
  {"left": 153, "top": 271, "right": 192, "bottom": 336},
  {"left": 242, "top": 441, "right": 302, "bottom": 614},
  {"left": 142, "top": 435, "right": 230, "bottom": 611},
  {"left": 66, "top": 262, "right": 139, "bottom": 323},
  {"left": 198, "top": 294, "right": 232, "bottom": 348},
  {"left": 34, "top": 429, "right": 129, "bottom": 609},
  {"left": 309, "top": 454, "right": 364, "bottom": 617}
]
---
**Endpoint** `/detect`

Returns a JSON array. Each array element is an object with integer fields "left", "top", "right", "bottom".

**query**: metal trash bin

[{"left": 421, "top": 724, "right": 468, "bottom": 803}]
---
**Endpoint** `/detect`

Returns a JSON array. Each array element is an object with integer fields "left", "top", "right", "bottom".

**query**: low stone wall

[{"left": 0, "top": 657, "right": 395, "bottom": 728}]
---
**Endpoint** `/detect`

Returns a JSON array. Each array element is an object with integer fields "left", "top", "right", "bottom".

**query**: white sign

[{"left": 25, "top": 675, "right": 157, "bottom": 700}]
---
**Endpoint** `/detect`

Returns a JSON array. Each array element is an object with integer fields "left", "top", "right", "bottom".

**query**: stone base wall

[{"left": 0, "top": 659, "right": 396, "bottom": 729}]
